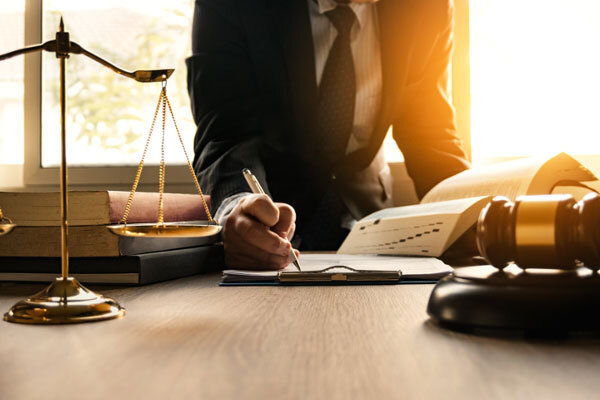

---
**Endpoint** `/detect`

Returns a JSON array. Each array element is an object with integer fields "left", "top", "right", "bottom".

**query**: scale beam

[{"left": 0, "top": 41, "right": 173, "bottom": 83}]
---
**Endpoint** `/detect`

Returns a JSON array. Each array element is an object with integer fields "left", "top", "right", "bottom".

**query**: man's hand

[{"left": 223, "top": 194, "right": 299, "bottom": 270}]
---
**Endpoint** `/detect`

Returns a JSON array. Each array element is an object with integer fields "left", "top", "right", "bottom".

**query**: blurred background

[{"left": 1, "top": 0, "right": 600, "bottom": 186}]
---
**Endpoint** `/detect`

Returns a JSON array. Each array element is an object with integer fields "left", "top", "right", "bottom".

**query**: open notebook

[{"left": 221, "top": 254, "right": 452, "bottom": 285}]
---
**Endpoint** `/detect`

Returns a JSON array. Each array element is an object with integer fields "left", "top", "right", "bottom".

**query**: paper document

[
  {"left": 222, "top": 253, "right": 453, "bottom": 283},
  {"left": 338, "top": 196, "right": 491, "bottom": 257}
]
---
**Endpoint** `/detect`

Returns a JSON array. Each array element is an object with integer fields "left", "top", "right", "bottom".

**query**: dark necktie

[
  {"left": 296, "top": 7, "right": 357, "bottom": 250},
  {"left": 314, "top": 6, "right": 357, "bottom": 165}
]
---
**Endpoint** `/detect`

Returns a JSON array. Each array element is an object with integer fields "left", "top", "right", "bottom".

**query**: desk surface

[{"left": 1, "top": 274, "right": 599, "bottom": 400}]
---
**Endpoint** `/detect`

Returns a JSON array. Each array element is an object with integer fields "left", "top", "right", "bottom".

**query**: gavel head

[{"left": 476, "top": 193, "right": 600, "bottom": 270}]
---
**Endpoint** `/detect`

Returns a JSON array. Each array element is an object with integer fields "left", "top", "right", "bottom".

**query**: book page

[
  {"left": 359, "top": 197, "right": 491, "bottom": 220},
  {"left": 527, "top": 152, "right": 597, "bottom": 194},
  {"left": 552, "top": 181, "right": 600, "bottom": 200},
  {"left": 337, "top": 197, "right": 490, "bottom": 257},
  {"left": 421, "top": 156, "right": 548, "bottom": 203},
  {"left": 223, "top": 254, "right": 452, "bottom": 280},
  {"left": 421, "top": 153, "right": 597, "bottom": 203}
]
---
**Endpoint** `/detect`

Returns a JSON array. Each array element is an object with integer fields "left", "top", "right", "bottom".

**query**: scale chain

[
  {"left": 120, "top": 84, "right": 215, "bottom": 225},
  {"left": 157, "top": 86, "right": 167, "bottom": 225},
  {"left": 164, "top": 94, "right": 214, "bottom": 223},
  {"left": 120, "top": 88, "right": 165, "bottom": 224}
]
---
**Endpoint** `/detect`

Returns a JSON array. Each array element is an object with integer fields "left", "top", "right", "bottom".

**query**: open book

[{"left": 338, "top": 153, "right": 599, "bottom": 257}]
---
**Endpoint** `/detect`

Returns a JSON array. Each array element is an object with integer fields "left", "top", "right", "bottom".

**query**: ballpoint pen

[{"left": 242, "top": 168, "right": 302, "bottom": 271}]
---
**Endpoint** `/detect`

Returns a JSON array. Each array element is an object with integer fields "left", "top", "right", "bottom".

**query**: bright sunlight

[{"left": 470, "top": 0, "right": 600, "bottom": 162}]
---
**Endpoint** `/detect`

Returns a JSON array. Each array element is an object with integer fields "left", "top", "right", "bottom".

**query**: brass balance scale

[{"left": 0, "top": 19, "right": 220, "bottom": 324}]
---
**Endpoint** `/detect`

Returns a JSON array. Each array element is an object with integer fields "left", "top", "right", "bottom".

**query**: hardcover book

[
  {"left": 0, "top": 245, "right": 224, "bottom": 285},
  {"left": 0, "top": 190, "right": 210, "bottom": 226},
  {"left": 0, "top": 222, "right": 219, "bottom": 257}
]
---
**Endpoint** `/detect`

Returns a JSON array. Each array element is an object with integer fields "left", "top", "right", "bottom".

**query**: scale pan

[
  {"left": 107, "top": 222, "right": 221, "bottom": 239},
  {"left": 0, "top": 223, "right": 15, "bottom": 236}
]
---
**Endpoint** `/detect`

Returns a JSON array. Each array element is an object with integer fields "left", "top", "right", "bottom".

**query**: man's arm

[
  {"left": 393, "top": 0, "right": 470, "bottom": 199},
  {"left": 187, "top": 0, "right": 268, "bottom": 210},
  {"left": 187, "top": 0, "right": 295, "bottom": 269}
]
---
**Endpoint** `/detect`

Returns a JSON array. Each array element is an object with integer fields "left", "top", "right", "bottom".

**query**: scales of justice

[{"left": 0, "top": 19, "right": 221, "bottom": 324}]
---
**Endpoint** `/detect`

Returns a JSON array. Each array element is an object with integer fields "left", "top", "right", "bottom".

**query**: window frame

[
  {"left": 22, "top": 0, "right": 192, "bottom": 191},
  {"left": 452, "top": 0, "right": 471, "bottom": 161}
]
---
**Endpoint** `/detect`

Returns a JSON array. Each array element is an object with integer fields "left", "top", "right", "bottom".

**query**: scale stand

[{"left": 0, "top": 19, "right": 179, "bottom": 324}]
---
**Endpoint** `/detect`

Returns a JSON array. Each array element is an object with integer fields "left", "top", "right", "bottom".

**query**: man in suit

[{"left": 187, "top": 0, "right": 470, "bottom": 269}]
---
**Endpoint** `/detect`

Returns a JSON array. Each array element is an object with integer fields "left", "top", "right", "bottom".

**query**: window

[
  {"left": 42, "top": 0, "right": 196, "bottom": 168},
  {"left": 469, "top": 0, "right": 600, "bottom": 164},
  {"left": 3, "top": 1, "right": 599, "bottom": 188},
  {"left": 17, "top": 0, "right": 196, "bottom": 188},
  {"left": 0, "top": 3, "right": 25, "bottom": 166}
]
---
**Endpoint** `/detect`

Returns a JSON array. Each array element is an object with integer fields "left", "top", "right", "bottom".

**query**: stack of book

[{"left": 0, "top": 191, "right": 223, "bottom": 284}]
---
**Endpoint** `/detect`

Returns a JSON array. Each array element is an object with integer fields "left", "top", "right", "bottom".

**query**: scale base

[
  {"left": 427, "top": 265, "right": 600, "bottom": 336},
  {"left": 4, "top": 277, "right": 125, "bottom": 324}
]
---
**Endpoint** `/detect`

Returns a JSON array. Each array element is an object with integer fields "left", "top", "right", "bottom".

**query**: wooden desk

[{"left": 1, "top": 274, "right": 599, "bottom": 399}]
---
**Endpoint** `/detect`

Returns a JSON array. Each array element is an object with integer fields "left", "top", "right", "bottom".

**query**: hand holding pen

[
  {"left": 219, "top": 169, "right": 301, "bottom": 270},
  {"left": 243, "top": 169, "right": 302, "bottom": 271}
]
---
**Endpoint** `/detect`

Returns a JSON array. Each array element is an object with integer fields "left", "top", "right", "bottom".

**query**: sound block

[{"left": 427, "top": 265, "right": 600, "bottom": 335}]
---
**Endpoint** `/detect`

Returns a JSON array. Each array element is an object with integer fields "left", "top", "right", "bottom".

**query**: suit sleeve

[
  {"left": 187, "top": 0, "right": 270, "bottom": 215},
  {"left": 392, "top": 0, "right": 471, "bottom": 199}
]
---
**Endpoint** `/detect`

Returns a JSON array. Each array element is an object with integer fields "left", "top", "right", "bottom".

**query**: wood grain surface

[{"left": 1, "top": 275, "right": 599, "bottom": 400}]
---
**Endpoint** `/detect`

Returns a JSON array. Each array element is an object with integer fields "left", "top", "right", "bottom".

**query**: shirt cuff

[{"left": 214, "top": 192, "right": 252, "bottom": 226}]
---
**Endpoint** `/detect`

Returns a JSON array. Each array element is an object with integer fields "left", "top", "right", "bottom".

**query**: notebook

[{"left": 221, "top": 254, "right": 452, "bottom": 285}]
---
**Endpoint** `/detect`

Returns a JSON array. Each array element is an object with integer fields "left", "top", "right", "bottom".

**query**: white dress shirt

[{"left": 214, "top": 0, "right": 383, "bottom": 225}]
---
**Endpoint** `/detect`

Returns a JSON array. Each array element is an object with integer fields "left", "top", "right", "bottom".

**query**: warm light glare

[
  {"left": 0, "top": 3, "right": 25, "bottom": 165},
  {"left": 470, "top": 0, "right": 600, "bottom": 162}
]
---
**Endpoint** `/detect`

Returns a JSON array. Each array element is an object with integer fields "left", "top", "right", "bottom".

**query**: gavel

[{"left": 476, "top": 193, "right": 600, "bottom": 270}]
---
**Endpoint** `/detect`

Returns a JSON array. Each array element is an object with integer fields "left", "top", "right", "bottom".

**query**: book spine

[
  {"left": 107, "top": 191, "right": 211, "bottom": 224},
  {"left": 118, "top": 235, "right": 219, "bottom": 255},
  {"left": 0, "top": 191, "right": 212, "bottom": 226}
]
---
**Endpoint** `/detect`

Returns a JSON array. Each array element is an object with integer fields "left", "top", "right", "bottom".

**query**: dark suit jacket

[{"left": 187, "top": 0, "right": 470, "bottom": 230}]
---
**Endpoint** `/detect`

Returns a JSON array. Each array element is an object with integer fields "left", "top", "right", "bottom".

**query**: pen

[{"left": 242, "top": 168, "right": 302, "bottom": 271}]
